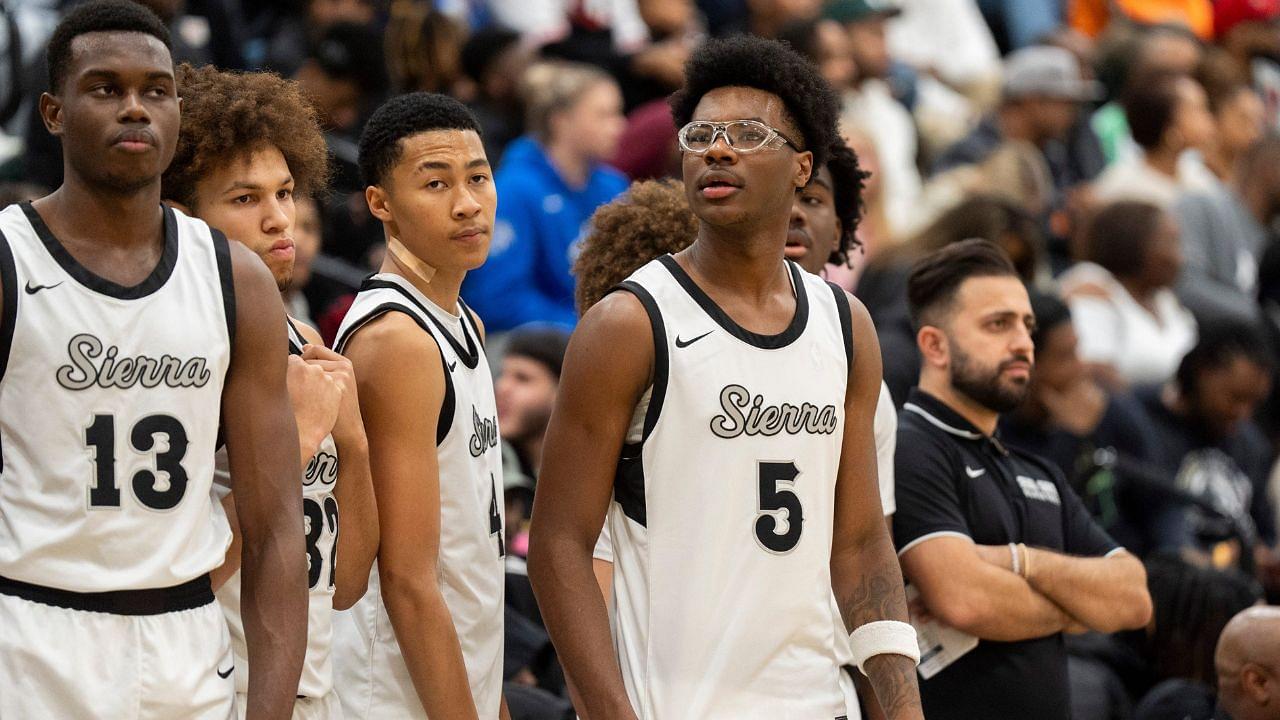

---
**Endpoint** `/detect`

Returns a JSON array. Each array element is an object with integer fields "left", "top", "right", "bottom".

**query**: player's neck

[
  {"left": 919, "top": 372, "right": 1000, "bottom": 436},
  {"left": 380, "top": 255, "right": 466, "bottom": 316},
  {"left": 686, "top": 219, "right": 792, "bottom": 297},
  {"left": 37, "top": 173, "right": 163, "bottom": 249}
]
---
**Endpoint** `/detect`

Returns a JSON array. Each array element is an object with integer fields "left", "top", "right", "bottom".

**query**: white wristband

[
  {"left": 850, "top": 620, "right": 920, "bottom": 676},
  {"left": 1009, "top": 542, "right": 1021, "bottom": 576}
]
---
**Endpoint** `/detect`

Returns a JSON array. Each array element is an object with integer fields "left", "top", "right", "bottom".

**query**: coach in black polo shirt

[{"left": 892, "top": 240, "right": 1153, "bottom": 720}]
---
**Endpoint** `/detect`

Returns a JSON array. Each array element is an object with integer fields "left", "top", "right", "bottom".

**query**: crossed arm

[{"left": 902, "top": 538, "right": 1152, "bottom": 641}]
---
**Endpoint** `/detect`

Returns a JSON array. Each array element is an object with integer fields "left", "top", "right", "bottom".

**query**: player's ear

[
  {"left": 39, "top": 92, "right": 65, "bottom": 137},
  {"left": 917, "top": 325, "right": 949, "bottom": 369},
  {"left": 793, "top": 150, "right": 813, "bottom": 189},
  {"left": 365, "top": 185, "right": 393, "bottom": 224}
]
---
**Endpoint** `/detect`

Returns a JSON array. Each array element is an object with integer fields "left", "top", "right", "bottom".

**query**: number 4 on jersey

[{"left": 489, "top": 473, "right": 505, "bottom": 558}]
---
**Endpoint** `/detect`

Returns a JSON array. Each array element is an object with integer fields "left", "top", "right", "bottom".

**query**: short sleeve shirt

[{"left": 892, "top": 389, "right": 1121, "bottom": 720}]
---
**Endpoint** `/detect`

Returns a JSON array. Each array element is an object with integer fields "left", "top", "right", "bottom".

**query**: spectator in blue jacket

[{"left": 463, "top": 61, "right": 629, "bottom": 332}]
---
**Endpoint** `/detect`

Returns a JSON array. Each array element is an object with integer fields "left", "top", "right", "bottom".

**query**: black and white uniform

[
  {"left": 332, "top": 274, "right": 504, "bottom": 719},
  {"left": 603, "top": 255, "right": 852, "bottom": 719},
  {"left": 0, "top": 202, "right": 237, "bottom": 719},
  {"left": 216, "top": 319, "right": 341, "bottom": 719}
]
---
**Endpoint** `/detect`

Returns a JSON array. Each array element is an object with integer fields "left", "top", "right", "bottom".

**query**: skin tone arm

[
  {"left": 343, "top": 313, "right": 478, "bottom": 719},
  {"left": 901, "top": 536, "right": 1073, "bottom": 642},
  {"left": 297, "top": 335, "right": 380, "bottom": 611},
  {"left": 830, "top": 295, "right": 923, "bottom": 720},
  {"left": 528, "top": 291, "right": 654, "bottom": 720},
  {"left": 853, "top": 518, "right": 892, "bottom": 720},
  {"left": 210, "top": 352, "right": 342, "bottom": 590},
  {"left": 973, "top": 544, "right": 1152, "bottom": 633},
  {"left": 221, "top": 243, "right": 308, "bottom": 720}
]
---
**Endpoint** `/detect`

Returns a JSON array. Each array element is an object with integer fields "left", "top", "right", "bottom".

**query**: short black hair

[
  {"left": 308, "top": 21, "right": 388, "bottom": 98},
  {"left": 670, "top": 35, "right": 840, "bottom": 168},
  {"left": 1176, "top": 321, "right": 1273, "bottom": 395},
  {"left": 46, "top": 0, "right": 172, "bottom": 93},
  {"left": 358, "top": 92, "right": 482, "bottom": 187},
  {"left": 824, "top": 139, "right": 867, "bottom": 266},
  {"left": 505, "top": 326, "right": 571, "bottom": 379},
  {"left": 461, "top": 27, "right": 521, "bottom": 85},
  {"left": 907, "top": 238, "right": 1019, "bottom": 329},
  {"left": 1027, "top": 290, "right": 1070, "bottom": 349},
  {"left": 1124, "top": 71, "right": 1184, "bottom": 150},
  {"left": 1081, "top": 200, "right": 1165, "bottom": 279}
]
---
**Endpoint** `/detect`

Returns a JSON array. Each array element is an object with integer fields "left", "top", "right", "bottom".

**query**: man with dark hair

[
  {"left": 529, "top": 35, "right": 924, "bottom": 719},
  {"left": 0, "top": 2, "right": 307, "bottom": 719},
  {"left": 894, "top": 239, "right": 1152, "bottom": 720},
  {"left": 162, "top": 63, "right": 380, "bottom": 719},
  {"left": 1139, "top": 322, "right": 1279, "bottom": 587},
  {"left": 332, "top": 92, "right": 509, "bottom": 719}
]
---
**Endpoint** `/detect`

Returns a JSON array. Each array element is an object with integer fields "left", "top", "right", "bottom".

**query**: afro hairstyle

[
  {"left": 824, "top": 138, "right": 867, "bottom": 267},
  {"left": 162, "top": 64, "right": 329, "bottom": 211},
  {"left": 574, "top": 178, "right": 697, "bottom": 315},
  {"left": 669, "top": 35, "right": 841, "bottom": 168},
  {"left": 358, "top": 92, "right": 482, "bottom": 187},
  {"left": 46, "top": 0, "right": 172, "bottom": 93}
]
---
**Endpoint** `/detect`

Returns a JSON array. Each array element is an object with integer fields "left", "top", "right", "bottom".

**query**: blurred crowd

[{"left": 7, "top": 0, "right": 1280, "bottom": 717}]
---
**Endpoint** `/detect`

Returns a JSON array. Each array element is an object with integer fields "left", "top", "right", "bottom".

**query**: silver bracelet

[{"left": 1009, "top": 542, "right": 1021, "bottom": 576}]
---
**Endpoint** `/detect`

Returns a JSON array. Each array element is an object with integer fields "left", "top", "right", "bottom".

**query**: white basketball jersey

[
  {"left": 0, "top": 202, "right": 232, "bottom": 591},
  {"left": 332, "top": 274, "right": 504, "bottom": 719},
  {"left": 604, "top": 255, "right": 851, "bottom": 719},
  {"left": 217, "top": 318, "right": 339, "bottom": 699}
]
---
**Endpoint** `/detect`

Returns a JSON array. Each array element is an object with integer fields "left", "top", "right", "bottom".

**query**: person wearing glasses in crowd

[{"left": 528, "top": 36, "right": 924, "bottom": 720}]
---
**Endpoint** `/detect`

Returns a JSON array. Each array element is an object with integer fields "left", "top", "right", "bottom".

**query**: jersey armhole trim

[
  {"left": 0, "top": 229, "right": 13, "bottom": 473},
  {"left": 335, "top": 302, "right": 455, "bottom": 446},
  {"left": 827, "top": 281, "right": 853, "bottom": 375},
  {"left": 360, "top": 278, "right": 481, "bottom": 369},
  {"left": 614, "top": 280, "right": 667, "bottom": 445},
  {"left": 211, "top": 228, "right": 236, "bottom": 355}
]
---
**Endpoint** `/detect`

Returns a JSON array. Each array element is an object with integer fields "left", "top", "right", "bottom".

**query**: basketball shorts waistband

[{"left": 0, "top": 573, "right": 214, "bottom": 615}]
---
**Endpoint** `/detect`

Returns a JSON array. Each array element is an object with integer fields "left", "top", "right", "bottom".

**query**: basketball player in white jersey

[
  {"left": 0, "top": 3, "right": 307, "bottom": 719},
  {"left": 161, "top": 63, "right": 381, "bottom": 719},
  {"left": 331, "top": 92, "right": 508, "bottom": 719},
  {"left": 528, "top": 36, "right": 924, "bottom": 720}
]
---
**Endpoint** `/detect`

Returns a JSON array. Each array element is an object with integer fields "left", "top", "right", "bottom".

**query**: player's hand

[
  {"left": 287, "top": 354, "right": 341, "bottom": 460},
  {"left": 301, "top": 344, "right": 367, "bottom": 447}
]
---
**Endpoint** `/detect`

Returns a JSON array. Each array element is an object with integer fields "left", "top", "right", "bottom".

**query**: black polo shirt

[{"left": 893, "top": 389, "right": 1121, "bottom": 720}]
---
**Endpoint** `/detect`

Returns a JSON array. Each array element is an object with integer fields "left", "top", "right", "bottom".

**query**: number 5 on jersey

[{"left": 756, "top": 461, "right": 802, "bottom": 553}]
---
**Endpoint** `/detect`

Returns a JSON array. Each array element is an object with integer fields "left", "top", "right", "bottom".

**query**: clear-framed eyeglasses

[{"left": 676, "top": 120, "right": 801, "bottom": 155}]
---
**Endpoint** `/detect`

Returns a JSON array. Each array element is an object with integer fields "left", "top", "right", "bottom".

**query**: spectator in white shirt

[{"left": 1059, "top": 200, "right": 1197, "bottom": 389}]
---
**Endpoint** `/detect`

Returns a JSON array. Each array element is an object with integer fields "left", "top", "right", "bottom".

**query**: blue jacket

[{"left": 463, "top": 136, "right": 629, "bottom": 332}]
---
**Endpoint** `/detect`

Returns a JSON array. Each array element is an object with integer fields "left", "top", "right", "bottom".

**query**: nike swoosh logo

[
  {"left": 448, "top": 359, "right": 457, "bottom": 372},
  {"left": 675, "top": 330, "right": 713, "bottom": 348},
  {"left": 965, "top": 466, "right": 986, "bottom": 478},
  {"left": 217, "top": 665, "right": 234, "bottom": 679},
  {"left": 24, "top": 281, "right": 62, "bottom": 295}
]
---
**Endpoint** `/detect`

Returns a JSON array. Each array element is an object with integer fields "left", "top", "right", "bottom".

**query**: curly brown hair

[
  {"left": 163, "top": 63, "right": 329, "bottom": 210},
  {"left": 573, "top": 179, "right": 697, "bottom": 314}
]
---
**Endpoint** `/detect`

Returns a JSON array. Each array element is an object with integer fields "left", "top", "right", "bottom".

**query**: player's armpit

[
  {"left": 220, "top": 241, "right": 307, "bottom": 720},
  {"left": 528, "top": 291, "right": 653, "bottom": 720},
  {"left": 342, "top": 312, "right": 478, "bottom": 718}
]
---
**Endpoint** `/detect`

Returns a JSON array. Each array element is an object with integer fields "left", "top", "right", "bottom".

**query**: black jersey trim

[
  {"left": 606, "top": 281, "right": 668, "bottom": 528},
  {"left": 458, "top": 297, "right": 484, "bottom": 349},
  {"left": 656, "top": 254, "right": 808, "bottom": 350},
  {"left": 0, "top": 229, "right": 15, "bottom": 474},
  {"left": 359, "top": 278, "right": 480, "bottom": 369},
  {"left": 20, "top": 201, "right": 179, "bottom": 300},
  {"left": 828, "top": 281, "right": 853, "bottom": 376},
  {"left": 335, "top": 302, "right": 454, "bottom": 446},
  {"left": 285, "top": 316, "right": 306, "bottom": 355},
  {"left": 0, "top": 573, "right": 213, "bottom": 615},
  {"left": 211, "top": 228, "right": 237, "bottom": 355}
]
